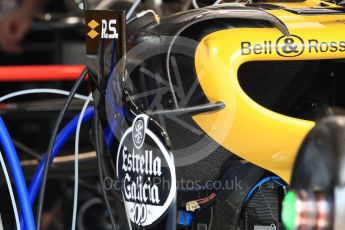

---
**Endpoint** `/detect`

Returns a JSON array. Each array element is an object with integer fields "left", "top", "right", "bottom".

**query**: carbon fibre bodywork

[{"left": 87, "top": 2, "right": 345, "bottom": 229}]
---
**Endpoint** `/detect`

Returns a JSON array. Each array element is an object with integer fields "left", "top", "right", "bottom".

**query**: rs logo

[
  {"left": 87, "top": 19, "right": 119, "bottom": 39},
  {"left": 101, "top": 19, "right": 119, "bottom": 39}
]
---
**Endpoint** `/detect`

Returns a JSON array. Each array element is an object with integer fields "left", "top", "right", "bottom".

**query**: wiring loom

[{"left": 36, "top": 67, "right": 88, "bottom": 229}]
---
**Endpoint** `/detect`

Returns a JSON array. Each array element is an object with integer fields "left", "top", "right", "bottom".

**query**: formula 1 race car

[{"left": 86, "top": 0, "right": 345, "bottom": 229}]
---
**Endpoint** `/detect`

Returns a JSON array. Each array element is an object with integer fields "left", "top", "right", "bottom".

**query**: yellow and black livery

[
  {"left": 88, "top": 1, "right": 345, "bottom": 229},
  {"left": 125, "top": 0, "right": 345, "bottom": 185}
]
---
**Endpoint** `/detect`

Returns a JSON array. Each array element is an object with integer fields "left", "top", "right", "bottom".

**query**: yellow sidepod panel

[
  {"left": 193, "top": 25, "right": 345, "bottom": 183},
  {"left": 263, "top": 0, "right": 338, "bottom": 9}
]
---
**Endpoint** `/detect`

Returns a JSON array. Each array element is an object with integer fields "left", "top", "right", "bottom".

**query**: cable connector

[
  {"left": 186, "top": 200, "right": 200, "bottom": 212},
  {"left": 127, "top": 9, "right": 160, "bottom": 25}
]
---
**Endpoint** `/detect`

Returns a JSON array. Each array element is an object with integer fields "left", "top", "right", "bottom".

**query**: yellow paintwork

[
  {"left": 264, "top": 0, "right": 339, "bottom": 8},
  {"left": 193, "top": 2, "right": 345, "bottom": 183}
]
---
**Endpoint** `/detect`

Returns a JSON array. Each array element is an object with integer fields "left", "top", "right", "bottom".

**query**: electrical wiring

[
  {"left": 213, "top": 0, "right": 222, "bottom": 5},
  {"left": 12, "top": 139, "right": 42, "bottom": 161},
  {"left": 0, "top": 213, "right": 3, "bottom": 230},
  {"left": 68, "top": 176, "right": 102, "bottom": 199},
  {"left": 195, "top": 193, "right": 216, "bottom": 205},
  {"left": 88, "top": 75, "right": 106, "bottom": 97},
  {"left": 0, "top": 117, "right": 36, "bottom": 230},
  {"left": 126, "top": 0, "right": 142, "bottom": 20},
  {"left": 30, "top": 114, "right": 94, "bottom": 193},
  {"left": 192, "top": 0, "right": 228, "bottom": 9},
  {"left": 18, "top": 107, "right": 94, "bottom": 229},
  {"left": 243, "top": 176, "right": 287, "bottom": 204},
  {"left": 186, "top": 193, "right": 216, "bottom": 212},
  {"left": 95, "top": 0, "right": 117, "bottom": 10},
  {"left": 273, "top": 178, "right": 288, "bottom": 190},
  {"left": 0, "top": 86, "right": 92, "bottom": 229},
  {"left": 0, "top": 89, "right": 92, "bottom": 102},
  {"left": 192, "top": 0, "right": 200, "bottom": 9},
  {"left": 36, "top": 67, "right": 88, "bottom": 230},
  {"left": 126, "top": 10, "right": 160, "bottom": 25},
  {"left": 94, "top": 114, "right": 118, "bottom": 230},
  {"left": 0, "top": 151, "right": 21, "bottom": 230},
  {"left": 71, "top": 93, "right": 93, "bottom": 230},
  {"left": 83, "top": 0, "right": 88, "bottom": 10}
]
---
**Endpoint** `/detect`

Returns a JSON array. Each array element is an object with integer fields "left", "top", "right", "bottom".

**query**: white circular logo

[{"left": 117, "top": 114, "right": 176, "bottom": 227}]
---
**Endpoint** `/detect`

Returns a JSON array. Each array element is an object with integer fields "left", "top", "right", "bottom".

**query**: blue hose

[
  {"left": 18, "top": 107, "right": 95, "bottom": 229},
  {"left": 0, "top": 116, "right": 36, "bottom": 230},
  {"left": 28, "top": 107, "right": 94, "bottom": 203},
  {"left": 244, "top": 176, "right": 287, "bottom": 204}
]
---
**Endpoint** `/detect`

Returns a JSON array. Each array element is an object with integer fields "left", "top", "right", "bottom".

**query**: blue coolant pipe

[
  {"left": 28, "top": 107, "right": 94, "bottom": 204},
  {"left": 0, "top": 116, "right": 36, "bottom": 230},
  {"left": 18, "top": 107, "right": 95, "bottom": 229}
]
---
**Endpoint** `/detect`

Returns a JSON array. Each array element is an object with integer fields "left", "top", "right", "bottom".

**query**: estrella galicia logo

[
  {"left": 133, "top": 117, "right": 145, "bottom": 149},
  {"left": 116, "top": 114, "right": 176, "bottom": 227},
  {"left": 276, "top": 35, "right": 305, "bottom": 57}
]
